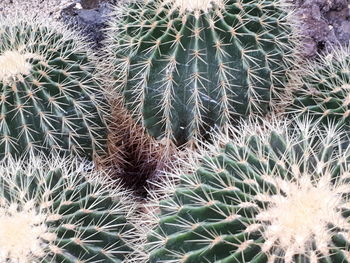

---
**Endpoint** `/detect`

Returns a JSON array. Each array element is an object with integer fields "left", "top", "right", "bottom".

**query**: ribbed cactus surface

[
  {"left": 143, "top": 120, "right": 350, "bottom": 263},
  {"left": 288, "top": 46, "right": 350, "bottom": 125},
  {"left": 108, "top": 0, "right": 294, "bottom": 146},
  {"left": 0, "top": 17, "right": 107, "bottom": 160},
  {"left": 0, "top": 156, "right": 135, "bottom": 262}
]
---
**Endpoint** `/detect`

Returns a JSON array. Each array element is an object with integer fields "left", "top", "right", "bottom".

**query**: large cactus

[
  {"left": 107, "top": 0, "right": 295, "bottom": 146},
  {"left": 0, "top": 155, "right": 136, "bottom": 262},
  {"left": 140, "top": 120, "right": 350, "bottom": 263},
  {"left": 0, "top": 16, "right": 107, "bottom": 160},
  {"left": 287, "top": 46, "right": 350, "bottom": 126}
]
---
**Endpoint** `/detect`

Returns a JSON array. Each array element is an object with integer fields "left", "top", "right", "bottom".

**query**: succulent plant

[
  {"left": 0, "top": 16, "right": 107, "bottom": 160},
  {"left": 140, "top": 119, "right": 350, "bottom": 263},
  {"left": 107, "top": 0, "right": 296, "bottom": 146},
  {"left": 287, "top": 46, "right": 350, "bottom": 126},
  {"left": 0, "top": 155, "right": 136, "bottom": 262}
]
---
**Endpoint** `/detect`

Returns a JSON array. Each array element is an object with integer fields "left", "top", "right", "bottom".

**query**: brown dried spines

[{"left": 103, "top": 97, "right": 171, "bottom": 196}]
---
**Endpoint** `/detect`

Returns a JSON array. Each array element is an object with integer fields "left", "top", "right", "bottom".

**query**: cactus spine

[
  {"left": 0, "top": 155, "right": 136, "bottom": 262},
  {"left": 0, "top": 16, "right": 107, "bottom": 160},
  {"left": 287, "top": 46, "right": 350, "bottom": 125},
  {"left": 139, "top": 120, "right": 350, "bottom": 263},
  {"left": 107, "top": 0, "right": 295, "bottom": 146}
]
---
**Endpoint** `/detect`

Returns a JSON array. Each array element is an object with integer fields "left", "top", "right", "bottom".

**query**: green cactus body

[
  {"left": 0, "top": 156, "right": 135, "bottom": 262},
  {"left": 0, "top": 18, "right": 107, "bottom": 160},
  {"left": 108, "top": 0, "right": 294, "bottom": 146},
  {"left": 143, "top": 120, "right": 350, "bottom": 263},
  {"left": 288, "top": 46, "right": 350, "bottom": 125}
]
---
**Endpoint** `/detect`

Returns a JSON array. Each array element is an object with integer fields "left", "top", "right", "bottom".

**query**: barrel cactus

[
  {"left": 0, "top": 16, "right": 107, "bottom": 160},
  {"left": 140, "top": 119, "right": 350, "bottom": 263},
  {"left": 0, "top": 155, "right": 136, "bottom": 262},
  {"left": 287, "top": 46, "right": 350, "bottom": 126},
  {"left": 107, "top": 0, "right": 296, "bottom": 146}
]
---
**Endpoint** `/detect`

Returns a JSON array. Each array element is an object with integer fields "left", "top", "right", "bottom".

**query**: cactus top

[
  {"left": 0, "top": 156, "right": 135, "bottom": 262},
  {"left": 0, "top": 17, "right": 107, "bottom": 160},
  {"left": 0, "top": 50, "right": 40, "bottom": 85},
  {"left": 143, "top": 120, "right": 350, "bottom": 263},
  {"left": 161, "top": 0, "right": 224, "bottom": 11},
  {"left": 0, "top": 201, "right": 54, "bottom": 261}
]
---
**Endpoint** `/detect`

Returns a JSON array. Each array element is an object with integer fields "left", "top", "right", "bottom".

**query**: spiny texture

[
  {"left": 141, "top": 120, "right": 350, "bottom": 263},
  {"left": 288, "top": 46, "right": 350, "bottom": 124},
  {"left": 103, "top": 98, "right": 167, "bottom": 196},
  {"left": 0, "top": 156, "right": 136, "bottom": 262},
  {"left": 108, "top": 0, "right": 295, "bottom": 146},
  {"left": 0, "top": 17, "right": 107, "bottom": 160},
  {"left": 163, "top": 0, "right": 224, "bottom": 11}
]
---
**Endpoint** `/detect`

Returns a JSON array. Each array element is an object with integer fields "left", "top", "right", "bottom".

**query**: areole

[{"left": 162, "top": 0, "right": 224, "bottom": 11}]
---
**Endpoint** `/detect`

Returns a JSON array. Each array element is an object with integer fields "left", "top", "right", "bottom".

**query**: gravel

[
  {"left": 0, "top": 0, "right": 117, "bottom": 49},
  {"left": 0, "top": 0, "right": 72, "bottom": 19}
]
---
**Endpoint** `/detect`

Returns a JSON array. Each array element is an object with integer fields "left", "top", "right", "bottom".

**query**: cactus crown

[
  {"left": 0, "top": 50, "right": 39, "bottom": 85},
  {"left": 0, "top": 156, "right": 136, "bottom": 262},
  {"left": 162, "top": 0, "right": 224, "bottom": 11},
  {"left": 0, "top": 203, "right": 50, "bottom": 261},
  {"left": 0, "top": 15, "right": 107, "bottom": 160},
  {"left": 141, "top": 119, "right": 350, "bottom": 263}
]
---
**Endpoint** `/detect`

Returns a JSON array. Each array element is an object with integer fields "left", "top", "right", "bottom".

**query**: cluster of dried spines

[
  {"left": 0, "top": 156, "right": 136, "bottom": 262},
  {"left": 139, "top": 120, "right": 350, "bottom": 263},
  {"left": 107, "top": 0, "right": 296, "bottom": 147},
  {"left": 287, "top": 46, "right": 350, "bottom": 125},
  {"left": 0, "top": 17, "right": 107, "bottom": 160},
  {"left": 103, "top": 98, "right": 167, "bottom": 196}
]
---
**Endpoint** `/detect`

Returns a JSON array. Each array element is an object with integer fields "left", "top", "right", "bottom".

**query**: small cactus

[
  {"left": 140, "top": 119, "right": 350, "bottom": 263},
  {"left": 287, "top": 46, "right": 350, "bottom": 126},
  {"left": 0, "top": 16, "right": 107, "bottom": 160},
  {"left": 0, "top": 155, "right": 136, "bottom": 262},
  {"left": 107, "top": 0, "right": 296, "bottom": 146}
]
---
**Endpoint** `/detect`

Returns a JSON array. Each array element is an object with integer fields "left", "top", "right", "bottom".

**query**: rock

[
  {"left": 81, "top": 0, "right": 102, "bottom": 9},
  {"left": 77, "top": 9, "right": 104, "bottom": 24},
  {"left": 60, "top": 0, "right": 114, "bottom": 49},
  {"left": 294, "top": 0, "right": 350, "bottom": 58}
]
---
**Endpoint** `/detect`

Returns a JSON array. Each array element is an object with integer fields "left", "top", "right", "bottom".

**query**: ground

[{"left": 295, "top": 0, "right": 350, "bottom": 58}]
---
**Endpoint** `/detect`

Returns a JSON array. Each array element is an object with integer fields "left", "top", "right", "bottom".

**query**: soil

[{"left": 294, "top": 0, "right": 350, "bottom": 58}]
